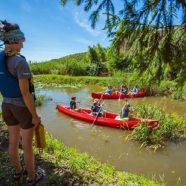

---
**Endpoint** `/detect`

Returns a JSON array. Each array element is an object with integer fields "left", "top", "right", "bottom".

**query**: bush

[{"left": 129, "top": 104, "right": 186, "bottom": 148}]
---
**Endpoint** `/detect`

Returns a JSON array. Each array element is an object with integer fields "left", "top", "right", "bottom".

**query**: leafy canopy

[{"left": 60, "top": 0, "right": 186, "bottom": 85}]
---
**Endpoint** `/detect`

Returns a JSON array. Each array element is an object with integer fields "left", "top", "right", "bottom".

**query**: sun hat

[
  {"left": 0, "top": 21, "right": 25, "bottom": 43},
  {"left": 4, "top": 29, "right": 25, "bottom": 43}
]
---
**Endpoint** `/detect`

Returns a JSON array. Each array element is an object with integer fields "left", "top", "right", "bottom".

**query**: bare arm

[{"left": 19, "top": 79, "right": 40, "bottom": 127}]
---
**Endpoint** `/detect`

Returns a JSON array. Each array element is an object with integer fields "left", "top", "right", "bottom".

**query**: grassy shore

[
  {"left": 0, "top": 122, "right": 163, "bottom": 186},
  {"left": 33, "top": 74, "right": 186, "bottom": 100},
  {"left": 33, "top": 74, "right": 113, "bottom": 89}
]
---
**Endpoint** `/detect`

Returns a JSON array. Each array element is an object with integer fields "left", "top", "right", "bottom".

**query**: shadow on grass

[
  {"left": 0, "top": 128, "right": 83, "bottom": 186},
  {"left": 0, "top": 150, "right": 84, "bottom": 186}
]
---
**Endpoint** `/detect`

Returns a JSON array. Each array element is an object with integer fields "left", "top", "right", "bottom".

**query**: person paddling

[
  {"left": 131, "top": 85, "right": 139, "bottom": 94},
  {"left": 120, "top": 85, "right": 128, "bottom": 94},
  {"left": 104, "top": 85, "right": 113, "bottom": 95},
  {"left": 120, "top": 99, "right": 131, "bottom": 119},
  {"left": 91, "top": 98, "right": 103, "bottom": 117},
  {"left": 115, "top": 99, "right": 131, "bottom": 120},
  {"left": 70, "top": 96, "right": 80, "bottom": 110}
]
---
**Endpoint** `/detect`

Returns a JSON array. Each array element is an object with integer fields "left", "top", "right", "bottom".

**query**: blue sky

[
  {"left": 0, "top": 0, "right": 111, "bottom": 62},
  {"left": 1, "top": 0, "right": 183, "bottom": 62}
]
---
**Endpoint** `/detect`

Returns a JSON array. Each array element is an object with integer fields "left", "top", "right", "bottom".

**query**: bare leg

[
  {"left": 8, "top": 125, "right": 22, "bottom": 173},
  {"left": 21, "top": 127, "right": 35, "bottom": 180}
]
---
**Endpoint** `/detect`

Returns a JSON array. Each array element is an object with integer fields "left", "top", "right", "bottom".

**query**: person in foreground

[
  {"left": 0, "top": 20, "right": 44, "bottom": 185},
  {"left": 91, "top": 99, "right": 103, "bottom": 117}
]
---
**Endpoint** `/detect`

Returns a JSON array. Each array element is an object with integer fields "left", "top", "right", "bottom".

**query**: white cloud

[{"left": 74, "top": 12, "right": 100, "bottom": 36}]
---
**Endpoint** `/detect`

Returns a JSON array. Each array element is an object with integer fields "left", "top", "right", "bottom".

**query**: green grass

[
  {"left": 128, "top": 104, "right": 186, "bottom": 149},
  {"left": 33, "top": 74, "right": 186, "bottom": 100},
  {"left": 33, "top": 74, "right": 144, "bottom": 89},
  {"left": 37, "top": 133, "right": 164, "bottom": 186},
  {"left": 0, "top": 121, "right": 163, "bottom": 186},
  {"left": 33, "top": 74, "right": 113, "bottom": 87}
]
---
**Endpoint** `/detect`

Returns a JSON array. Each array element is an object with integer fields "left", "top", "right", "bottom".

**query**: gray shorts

[{"left": 2, "top": 102, "right": 34, "bottom": 129}]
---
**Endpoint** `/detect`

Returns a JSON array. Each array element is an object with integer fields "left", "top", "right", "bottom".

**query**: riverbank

[
  {"left": 0, "top": 122, "right": 163, "bottom": 186},
  {"left": 33, "top": 74, "right": 186, "bottom": 101}
]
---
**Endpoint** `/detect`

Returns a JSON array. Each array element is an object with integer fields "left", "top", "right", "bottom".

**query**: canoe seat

[{"left": 115, "top": 116, "right": 129, "bottom": 120}]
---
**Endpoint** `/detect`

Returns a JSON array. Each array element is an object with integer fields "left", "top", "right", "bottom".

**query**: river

[{"left": 37, "top": 87, "right": 186, "bottom": 186}]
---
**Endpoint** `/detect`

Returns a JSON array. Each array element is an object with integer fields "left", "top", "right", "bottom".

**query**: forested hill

[{"left": 30, "top": 52, "right": 87, "bottom": 75}]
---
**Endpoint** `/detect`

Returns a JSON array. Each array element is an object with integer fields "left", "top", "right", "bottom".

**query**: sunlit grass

[
  {"left": 41, "top": 133, "right": 163, "bottom": 186},
  {"left": 0, "top": 119, "right": 163, "bottom": 186}
]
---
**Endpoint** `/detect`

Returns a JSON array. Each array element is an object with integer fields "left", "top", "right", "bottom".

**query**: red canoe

[
  {"left": 91, "top": 91, "right": 147, "bottom": 99},
  {"left": 56, "top": 104, "right": 159, "bottom": 129}
]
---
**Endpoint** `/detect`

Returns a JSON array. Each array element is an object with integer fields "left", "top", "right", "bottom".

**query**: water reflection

[{"left": 37, "top": 87, "right": 186, "bottom": 185}]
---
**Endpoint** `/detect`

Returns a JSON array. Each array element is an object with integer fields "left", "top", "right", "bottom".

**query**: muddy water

[{"left": 37, "top": 87, "right": 186, "bottom": 185}]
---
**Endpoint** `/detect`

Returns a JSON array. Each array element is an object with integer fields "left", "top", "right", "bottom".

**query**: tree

[
  {"left": 60, "top": 0, "right": 186, "bottom": 32},
  {"left": 95, "top": 43, "right": 106, "bottom": 63},
  {"left": 112, "top": 21, "right": 186, "bottom": 85},
  {"left": 86, "top": 45, "right": 100, "bottom": 75},
  {"left": 61, "top": 0, "right": 186, "bottom": 85},
  {"left": 106, "top": 46, "right": 130, "bottom": 73},
  {"left": 86, "top": 46, "right": 99, "bottom": 63}
]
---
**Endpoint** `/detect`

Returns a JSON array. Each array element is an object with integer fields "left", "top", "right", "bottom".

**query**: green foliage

[
  {"left": 33, "top": 74, "right": 113, "bottom": 87},
  {"left": 86, "top": 44, "right": 107, "bottom": 75},
  {"left": 30, "top": 46, "right": 109, "bottom": 76},
  {"left": 171, "top": 89, "right": 184, "bottom": 100},
  {"left": 111, "top": 20, "right": 186, "bottom": 86},
  {"left": 58, "top": 60, "right": 89, "bottom": 76},
  {"left": 30, "top": 52, "right": 87, "bottom": 75},
  {"left": 130, "top": 123, "right": 152, "bottom": 144},
  {"left": 86, "top": 46, "right": 99, "bottom": 63},
  {"left": 35, "top": 95, "right": 46, "bottom": 107},
  {"left": 129, "top": 104, "right": 186, "bottom": 148},
  {"left": 42, "top": 133, "right": 163, "bottom": 186},
  {"left": 159, "top": 80, "right": 177, "bottom": 91},
  {"left": 171, "top": 83, "right": 186, "bottom": 101},
  {"left": 61, "top": 0, "right": 186, "bottom": 86},
  {"left": 134, "top": 104, "right": 164, "bottom": 119},
  {"left": 86, "top": 63, "right": 99, "bottom": 76},
  {"left": 106, "top": 47, "right": 130, "bottom": 73},
  {"left": 95, "top": 43, "right": 106, "bottom": 63}
]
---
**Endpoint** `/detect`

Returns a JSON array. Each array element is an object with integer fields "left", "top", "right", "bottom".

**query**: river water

[{"left": 37, "top": 87, "right": 186, "bottom": 186}]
